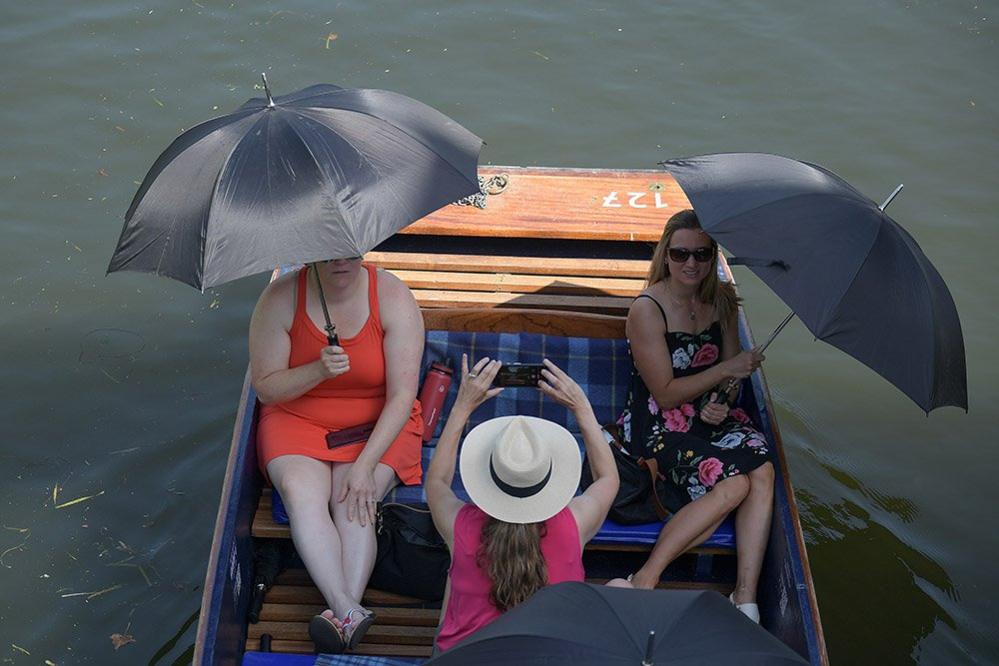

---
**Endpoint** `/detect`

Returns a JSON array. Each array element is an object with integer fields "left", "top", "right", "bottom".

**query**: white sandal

[{"left": 729, "top": 592, "right": 760, "bottom": 624}]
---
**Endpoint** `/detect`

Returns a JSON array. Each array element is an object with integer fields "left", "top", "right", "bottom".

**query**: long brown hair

[
  {"left": 647, "top": 209, "right": 740, "bottom": 332},
  {"left": 477, "top": 518, "right": 548, "bottom": 612}
]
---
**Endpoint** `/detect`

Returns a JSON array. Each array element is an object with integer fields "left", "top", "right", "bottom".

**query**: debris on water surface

[
  {"left": 110, "top": 633, "right": 135, "bottom": 650},
  {"left": 326, "top": 32, "right": 338, "bottom": 48},
  {"left": 54, "top": 490, "right": 105, "bottom": 509},
  {"left": 1, "top": 528, "right": 30, "bottom": 568},
  {"left": 79, "top": 328, "right": 146, "bottom": 364},
  {"left": 11, "top": 643, "right": 30, "bottom": 655}
]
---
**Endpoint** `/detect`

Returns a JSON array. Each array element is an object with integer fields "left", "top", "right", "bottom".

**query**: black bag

[
  {"left": 370, "top": 502, "right": 450, "bottom": 601},
  {"left": 580, "top": 425, "right": 672, "bottom": 525}
]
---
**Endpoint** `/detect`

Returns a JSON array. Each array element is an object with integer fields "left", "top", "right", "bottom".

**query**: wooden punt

[{"left": 193, "top": 166, "right": 828, "bottom": 665}]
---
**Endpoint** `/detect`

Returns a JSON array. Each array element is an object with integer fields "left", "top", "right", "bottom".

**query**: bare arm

[
  {"left": 537, "top": 360, "right": 619, "bottom": 546},
  {"left": 339, "top": 270, "right": 425, "bottom": 525},
  {"left": 627, "top": 298, "right": 762, "bottom": 411},
  {"left": 426, "top": 355, "right": 503, "bottom": 549},
  {"left": 249, "top": 273, "right": 349, "bottom": 405}
]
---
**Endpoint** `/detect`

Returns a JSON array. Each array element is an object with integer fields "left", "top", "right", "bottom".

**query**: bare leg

[
  {"left": 630, "top": 475, "right": 750, "bottom": 590},
  {"left": 267, "top": 455, "right": 353, "bottom": 616},
  {"left": 330, "top": 462, "right": 400, "bottom": 609},
  {"left": 732, "top": 462, "right": 774, "bottom": 604}
]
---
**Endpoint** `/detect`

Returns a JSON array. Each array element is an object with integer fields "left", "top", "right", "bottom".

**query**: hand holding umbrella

[{"left": 662, "top": 153, "right": 966, "bottom": 414}]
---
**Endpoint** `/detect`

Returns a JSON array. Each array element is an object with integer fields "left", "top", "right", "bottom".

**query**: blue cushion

[
  {"left": 269, "top": 329, "right": 736, "bottom": 550},
  {"left": 591, "top": 515, "right": 736, "bottom": 549}
]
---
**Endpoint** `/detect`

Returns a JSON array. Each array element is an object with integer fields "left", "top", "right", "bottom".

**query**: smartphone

[{"left": 494, "top": 363, "right": 544, "bottom": 387}]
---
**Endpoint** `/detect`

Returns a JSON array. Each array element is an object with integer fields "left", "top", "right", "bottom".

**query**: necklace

[{"left": 664, "top": 282, "right": 697, "bottom": 321}]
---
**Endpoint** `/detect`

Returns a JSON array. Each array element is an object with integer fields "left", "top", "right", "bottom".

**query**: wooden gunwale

[
  {"left": 719, "top": 259, "right": 828, "bottom": 665},
  {"left": 194, "top": 370, "right": 255, "bottom": 661}
]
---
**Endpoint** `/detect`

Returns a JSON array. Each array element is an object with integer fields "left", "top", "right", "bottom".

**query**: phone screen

[{"left": 494, "top": 363, "right": 543, "bottom": 387}]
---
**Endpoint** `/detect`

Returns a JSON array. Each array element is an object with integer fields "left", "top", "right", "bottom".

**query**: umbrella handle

[{"left": 712, "top": 311, "right": 794, "bottom": 404}]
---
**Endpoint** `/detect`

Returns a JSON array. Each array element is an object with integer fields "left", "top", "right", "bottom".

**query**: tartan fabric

[{"left": 384, "top": 330, "right": 631, "bottom": 504}]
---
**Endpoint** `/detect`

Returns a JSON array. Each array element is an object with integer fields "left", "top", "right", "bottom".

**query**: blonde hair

[
  {"left": 477, "top": 518, "right": 548, "bottom": 612},
  {"left": 648, "top": 209, "right": 740, "bottom": 333}
]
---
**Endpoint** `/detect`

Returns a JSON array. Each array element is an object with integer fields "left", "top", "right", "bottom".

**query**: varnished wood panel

[
  {"left": 391, "top": 269, "right": 643, "bottom": 297},
  {"left": 410, "top": 289, "right": 631, "bottom": 314},
  {"left": 401, "top": 166, "right": 688, "bottom": 242},
  {"left": 368, "top": 251, "right": 650, "bottom": 279}
]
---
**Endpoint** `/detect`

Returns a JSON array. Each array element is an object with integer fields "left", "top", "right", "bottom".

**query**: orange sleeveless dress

[{"left": 256, "top": 264, "right": 423, "bottom": 484}]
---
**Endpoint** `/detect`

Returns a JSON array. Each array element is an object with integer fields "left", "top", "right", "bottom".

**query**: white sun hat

[{"left": 459, "top": 415, "right": 582, "bottom": 524}]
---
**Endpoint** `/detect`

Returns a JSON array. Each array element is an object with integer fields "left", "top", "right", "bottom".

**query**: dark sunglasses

[{"left": 667, "top": 246, "right": 714, "bottom": 263}]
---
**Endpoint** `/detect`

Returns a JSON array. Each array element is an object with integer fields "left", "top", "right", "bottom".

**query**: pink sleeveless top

[{"left": 435, "top": 504, "right": 585, "bottom": 652}]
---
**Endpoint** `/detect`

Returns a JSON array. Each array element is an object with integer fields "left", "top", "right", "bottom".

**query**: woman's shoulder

[
  {"left": 374, "top": 266, "right": 422, "bottom": 329},
  {"left": 627, "top": 288, "right": 667, "bottom": 331},
  {"left": 373, "top": 266, "right": 414, "bottom": 299},
  {"left": 259, "top": 268, "right": 300, "bottom": 299},
  {"left": 253, "top": 269, "right": 300, "bottom": 324}
]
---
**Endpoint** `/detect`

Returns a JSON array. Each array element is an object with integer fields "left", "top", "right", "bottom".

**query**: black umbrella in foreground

[
  {"left": 661, "top": 153, "right": 967, "bottom": 413},
  {"left": 426, "top": 582, "right": 807, "bottom": 665},
  {"left": 108, "top": 75, "right": 482, "bottom": 340}
]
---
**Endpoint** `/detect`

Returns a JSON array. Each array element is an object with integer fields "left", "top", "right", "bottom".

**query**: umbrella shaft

[{"left": 760, "top": 310, "right": 795, "bottom": 353}]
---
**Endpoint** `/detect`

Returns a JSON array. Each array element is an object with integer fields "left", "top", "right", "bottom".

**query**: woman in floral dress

[{"left": 618, "top": 209, "right": 773, "bottom": 622}]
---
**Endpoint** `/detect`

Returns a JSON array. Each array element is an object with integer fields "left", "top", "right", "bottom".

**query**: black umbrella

[
  {"left": 108, "top": 75, "right": 482, "bottom": 339},
  {"left": 660, "top": 153, "right": 967, "bottom": 413},
  {"left": 427, "top": 582, "right": 807, "bottom": 665}
]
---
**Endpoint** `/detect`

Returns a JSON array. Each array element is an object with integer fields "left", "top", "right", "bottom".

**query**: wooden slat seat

[
  {"left": 367, "top": 251, "right": 650, "bottom": 279},
  {"left": 247, "top": 569, "right": 732, "bottom": 656}
]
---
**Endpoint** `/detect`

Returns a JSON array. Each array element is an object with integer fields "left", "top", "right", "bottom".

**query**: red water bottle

[{"left": 418, "top": 361, "right": 453, "bottom": 443}]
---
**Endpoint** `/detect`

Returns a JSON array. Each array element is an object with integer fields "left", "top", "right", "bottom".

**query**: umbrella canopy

[
  {"left": 661, "top": 153, "right": 967, "bottom": 413},
  {"left": 427, "top": 582, "right": 807, "bottom": 665},
  {"left": 108, "top": 79, "right": 482, "bottom": 290}
]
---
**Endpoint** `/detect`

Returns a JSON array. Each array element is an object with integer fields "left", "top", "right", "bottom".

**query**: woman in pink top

[{"left": 426, "top": 356, "right": 629, "bottom": 653}]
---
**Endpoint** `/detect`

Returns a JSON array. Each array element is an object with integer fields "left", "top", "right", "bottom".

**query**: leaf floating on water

[
  {"left": 110, "top": 633, "right": 135, "bottom": 650},
  {"left": 11, "top": 643, "right": 30, "bottom": 655},
  {"left": 325, "top": 32, "right": 338, "bottom": 49}
]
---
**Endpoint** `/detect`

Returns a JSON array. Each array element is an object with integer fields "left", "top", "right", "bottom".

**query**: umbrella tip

[
  {"left": 260, "top": 72, "right": 275, "bottom": 108},
  {"left": 878, "top": 183, "right": 904, "bottom": 211},
  {"left": 641, "top": 630, "right": 655, "bottom": 666}
]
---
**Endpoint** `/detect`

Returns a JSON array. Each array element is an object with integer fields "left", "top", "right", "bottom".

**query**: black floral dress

[{"left": 616, "top": 297, "right": 770, "bottom": 514}]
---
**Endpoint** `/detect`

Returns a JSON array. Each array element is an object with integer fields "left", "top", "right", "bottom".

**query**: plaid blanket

[{"left": 386, "top": 330, "right": 631, "bottom": 504}]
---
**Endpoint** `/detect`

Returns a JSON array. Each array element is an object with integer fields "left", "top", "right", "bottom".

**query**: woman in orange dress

[{"left": 249, "top": 258, "right": 424, "bottom": 652}]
